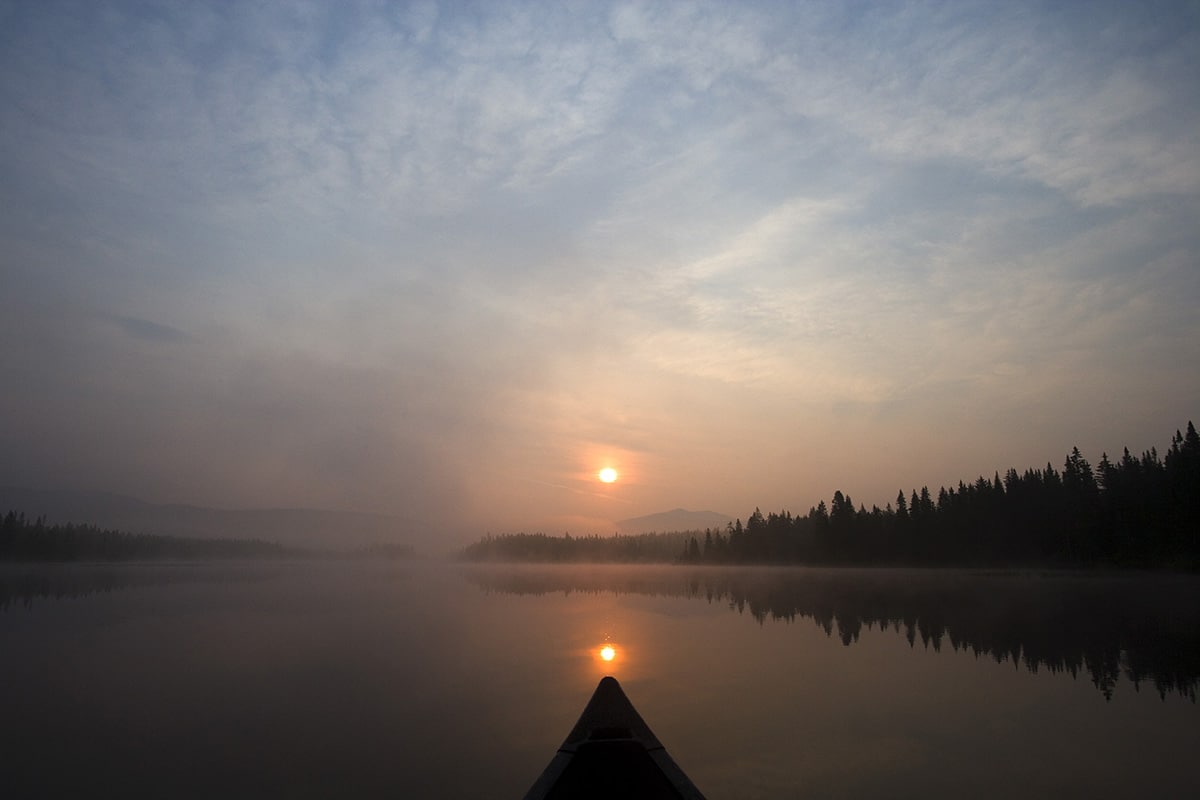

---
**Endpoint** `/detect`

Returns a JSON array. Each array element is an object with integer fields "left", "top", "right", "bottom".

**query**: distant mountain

[
  {"left": 616, "top": 508, "right": 733, "bottom": 535},
  {"left": 0, "top": 486, "right": 414, "bottom": 552}
]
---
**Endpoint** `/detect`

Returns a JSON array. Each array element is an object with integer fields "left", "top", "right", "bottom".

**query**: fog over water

[{"left": 2, "top": 562, "right": 1196, "bottom": 798}]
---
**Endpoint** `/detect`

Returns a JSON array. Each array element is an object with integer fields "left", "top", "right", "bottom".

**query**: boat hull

[{"left": 524, "top": 676, "right": 706, "bottom": 800}]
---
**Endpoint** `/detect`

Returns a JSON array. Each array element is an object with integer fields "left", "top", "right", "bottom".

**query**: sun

[
  {"left": 599, "top": 645, "right": 616, "bottom": 662},
  {"left": 598, "top": 468, "right": 618, "bottom": 484}
]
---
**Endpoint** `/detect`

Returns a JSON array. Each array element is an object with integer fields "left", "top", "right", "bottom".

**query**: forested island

[{"left": 462, "top": 421, "right": 1200, "bottom": 568}]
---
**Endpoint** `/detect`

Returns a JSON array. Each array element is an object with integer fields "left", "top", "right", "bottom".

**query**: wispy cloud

[{"left": 1, "top": 0, "right": 1197, "bottom": 540}]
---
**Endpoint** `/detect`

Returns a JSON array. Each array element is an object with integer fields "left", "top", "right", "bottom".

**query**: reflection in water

[
  {"left": 1, "top": 561, "right": 1195, "bottom": 797},
  {"left": 466, "top": 565, "right": 1200, "bottom": 702}
]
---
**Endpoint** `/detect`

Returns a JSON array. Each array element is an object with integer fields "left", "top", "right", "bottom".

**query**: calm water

[{"left": 1, "top": 562, "right": 1198, "bottom": 798}]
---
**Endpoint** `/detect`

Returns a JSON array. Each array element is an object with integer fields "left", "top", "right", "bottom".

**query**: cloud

[{"left": 0, "top": 1, "right": 1197, "bottom": 539}]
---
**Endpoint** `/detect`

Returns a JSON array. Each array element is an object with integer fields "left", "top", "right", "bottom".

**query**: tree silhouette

[{"left": 462, "top": 419, "right": 1200, "bottom": 569}]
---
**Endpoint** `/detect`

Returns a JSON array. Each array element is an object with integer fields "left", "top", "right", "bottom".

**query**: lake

[{"left": 1, "top": 562, "right": 1197, "bottom": 798}]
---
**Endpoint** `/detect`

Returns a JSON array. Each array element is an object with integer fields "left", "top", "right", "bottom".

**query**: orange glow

[
  {"left": 598, "top": 468, "right": 618, "bottom": 483},
  {"left": 600, "top": 645, "right": 616, "bottom": 661}
]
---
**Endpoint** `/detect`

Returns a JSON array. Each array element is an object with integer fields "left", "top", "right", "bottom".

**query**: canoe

[{"left": 523, "top": 676, "right": 707, "bottom": 800}]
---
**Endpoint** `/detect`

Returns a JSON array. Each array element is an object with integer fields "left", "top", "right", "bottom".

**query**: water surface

[{"left": 1, "top": 562, "right": 1197, "bottom": 798}]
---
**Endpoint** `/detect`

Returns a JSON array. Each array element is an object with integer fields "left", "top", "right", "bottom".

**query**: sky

[{"left": 1, "top": 0, "right": 1198, "bottom": 545}]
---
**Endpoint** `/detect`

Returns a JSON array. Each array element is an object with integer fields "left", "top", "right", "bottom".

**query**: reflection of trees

[
  {"left": 463, "top": 566, "right": 1200, "bottom": 701},
  {"left": 0, "top": 564, "right": 279, "bottom": 611}
]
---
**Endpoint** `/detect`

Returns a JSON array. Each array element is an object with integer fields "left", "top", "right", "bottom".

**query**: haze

[{"left": 2, "top": 1, "right": 1197, "bottom": 547}]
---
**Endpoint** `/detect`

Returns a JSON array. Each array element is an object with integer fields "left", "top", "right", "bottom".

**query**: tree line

[
  {"left": 459, "top": 530, "right": 696, "bottom": 563},
  {"left": 463, "top": 420, "right": 1200, "bottom": 568},
  {"left": 0, "top": 512, "right": 292, "bottom": 561}
]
